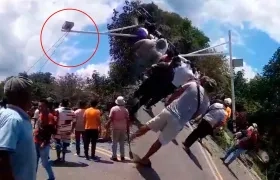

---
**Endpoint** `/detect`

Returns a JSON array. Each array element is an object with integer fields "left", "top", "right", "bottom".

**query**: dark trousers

[
  {"left": 133, "top": 78, "right": 155, "bottom": 99},
  {"left": 55, "top": 139, "right": 69, "bottom": 160},
  {"left": 75, "top": 131, "right": 85, "bottom": 155},
  {"left": 183, "top": 120, "right": 213, "bottom": 148},
  {"left": 84, "top": 129, "right": 99, "bottom": 158},
  {"left": 146, "top": 83, "right": 176, "bottom": 108}
]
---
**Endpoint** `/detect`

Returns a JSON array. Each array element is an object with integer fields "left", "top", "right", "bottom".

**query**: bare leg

[
  {"left": 141, "top": 139, "right": 162, "bottom": 161},
  {"left": 130, "top": 125, "right": 151, "bottom": 141}
]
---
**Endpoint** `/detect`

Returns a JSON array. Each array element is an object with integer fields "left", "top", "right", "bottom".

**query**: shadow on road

[
  {"left": 51, "top": 161, "right": 89, "bottom": 167},
  {"left": 226, "top": 166, "right": 239, "bottom": 179},
  {"left": 96, "top": 159, "right": 114, "bottom": 164},
  {"left": 132, "top": 117, "right": 144, "bottom": 129},
  {"left": 136, "top": 165, "right": 161, "bottom": 180},
  {"left": 171, "top": 139, "right": 179, "bottom": 146},
  {"left": 184, "top": 150, "right": 203, "bottom": 170}
]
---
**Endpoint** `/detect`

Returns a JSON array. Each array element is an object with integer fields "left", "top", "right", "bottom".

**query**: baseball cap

[{"left": 4, "top": 76, "right": 33, "bottom": 97}]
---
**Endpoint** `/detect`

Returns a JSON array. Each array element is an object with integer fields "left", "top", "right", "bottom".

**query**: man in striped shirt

[{"left": 54, "top": 99, "right": 75, "bottom": 162}]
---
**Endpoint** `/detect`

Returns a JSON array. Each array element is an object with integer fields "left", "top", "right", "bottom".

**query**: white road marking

[{"left": 187, "top": 123, "right": 223, "bottom": 180}]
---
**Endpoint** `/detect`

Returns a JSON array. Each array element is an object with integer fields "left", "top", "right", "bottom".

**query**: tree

[
  {"left": 107, "top": 1, "right": 230, "bottom": 95},
  {"left": 16, "top": 72, "right": 56, "bottom": 100},
  {"left": 107, "top": 1, "right": 140, "bottom": 86},
  {"left": 54, "top": 73, "right": 86, "bottom": 105}
]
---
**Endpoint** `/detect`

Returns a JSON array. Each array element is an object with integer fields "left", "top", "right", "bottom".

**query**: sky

[{"left": 1, "top": 0, "right": 280, "bottom": 81}]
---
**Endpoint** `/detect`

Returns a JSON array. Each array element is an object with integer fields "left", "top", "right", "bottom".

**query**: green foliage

[
  {"left": 233, "top": 47, "right": 280, "bottom": 179},
  {"left": 107, "top": 1, "right": 229, "bottom": 92}
]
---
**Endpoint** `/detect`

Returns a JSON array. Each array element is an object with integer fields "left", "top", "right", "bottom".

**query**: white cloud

[
  {"left": 0, "top": 0, "right": 122, "bottom": 79},
  {"left": 235, "top": 62, "right": 258, "bottom": 80},
  {"left": 1, "top": 0, "right": 271, "bottom": 83},
  {"left": 54, "top": 60, "right": 110, "bottom": 79},
  {"left": 154, "top": 0, "right": 280, "bottom": 43},
  {"left": 75, "top": 61, "right": 110, "bottom": 78},
  {"left": 210, "top": 37, "right": 228, "bottom": 52},
  {"left": 55, "top": 62, "right": 71, "bottom": 77},
  {"left": 225, "top": 56, "right": 257, "bottom": 80}
]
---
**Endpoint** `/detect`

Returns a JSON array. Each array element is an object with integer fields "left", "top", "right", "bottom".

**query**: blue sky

[
  {"left": 44, "top": 1, "right": 280, "bottom": 80},
  {"left": 1, "top": 0, "right": 280, "bottom": 80}
]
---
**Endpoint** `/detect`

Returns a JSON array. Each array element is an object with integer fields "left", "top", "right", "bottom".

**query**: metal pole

[
  {"left": 102, "top": 24, "right": 140, "bottom": 33},
  {"left": 229, "top": 30, "right": 236, "bottom": 133},
  {"left": 182, "top": 42, "right": 229, "bottom": 56},
  {"left": 180, "top": 52, "right": 226, "bottom": 57},
  {"left": 61, "top": 29, "right": 137, "bottom": 37}
]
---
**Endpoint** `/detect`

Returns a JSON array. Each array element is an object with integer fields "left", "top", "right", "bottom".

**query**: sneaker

[
  {"left": 85, "top": 156, "right": 90, "bottom": 160},
  {"left": 74, "top": 153, "right": 80, "bottom": 156},
  {"left": 53, "top": 158, "right": 61, "bottom": 163},
  {"left": 92, "top": 156, "right": 100, "bottom": 162},
  {"left": 110, "top": 157, "right": 118, "bottom": 161}
]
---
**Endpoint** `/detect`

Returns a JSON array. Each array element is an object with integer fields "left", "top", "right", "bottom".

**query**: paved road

[{"left": 37, "top": 103, "right": 258, "bottom": 180}]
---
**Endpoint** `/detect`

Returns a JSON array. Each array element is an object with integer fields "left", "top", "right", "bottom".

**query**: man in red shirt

[
  {"left": 34, "top": 99, "right": 56, "bottom": 180},
  {"left": 221, "top": 123, "right": 258, "bottom": 166}
]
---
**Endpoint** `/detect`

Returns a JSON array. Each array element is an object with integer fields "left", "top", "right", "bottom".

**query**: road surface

[{"left": 37, "top": 103, "right": 259, "bottom": 180}]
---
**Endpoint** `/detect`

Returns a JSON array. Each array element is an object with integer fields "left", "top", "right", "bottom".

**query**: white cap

[{"left": 224, "top": 98, "right": 232, "bottom": 105}]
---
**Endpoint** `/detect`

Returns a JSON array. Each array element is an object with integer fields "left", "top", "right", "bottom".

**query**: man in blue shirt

[{"left": 0, "top": 76, "right": 36, "bottom": 180}]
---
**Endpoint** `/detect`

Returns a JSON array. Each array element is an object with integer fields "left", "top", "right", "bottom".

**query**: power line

[
  {"left": 26, "top": 32, "right": 69, "bottom": 73},
  {"left": 39, "top": 32, "right": 70, "bottom": 72}
]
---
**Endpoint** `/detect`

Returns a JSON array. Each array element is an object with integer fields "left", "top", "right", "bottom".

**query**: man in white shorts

[{"left": 130, "top": 76, "right": 217, "bottom": 166}]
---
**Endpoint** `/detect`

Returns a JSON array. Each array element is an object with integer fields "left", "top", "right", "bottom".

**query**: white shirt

[
  {"left": 55, "top": 107, "right": 75, "bottom": 141},
  {"left": 204, "top": 103, "right": 227, "bottom": 128},
  {"left": 33, "top": 109, "right": 39, "bottom": 119},
  {"left": 172, "top": 63, "right": 195, "bottom": 87}
]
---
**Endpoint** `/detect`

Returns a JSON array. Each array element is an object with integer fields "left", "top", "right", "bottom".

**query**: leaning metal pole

[
  {"left": 228, "top": 30, "right": 236, "bottom": 133},
  {"left": 61, "top": 29, "right": 137, "bottom": 37},
  {"left": 181, "top": 42, "right": 229, "bottom": 56},
  {"left": 180, "top": 52, "right": 226, "bottom": 57}
]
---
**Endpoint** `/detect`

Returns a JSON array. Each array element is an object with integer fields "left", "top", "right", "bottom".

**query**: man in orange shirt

[
  {"left": 220, "top": 98, "right": 232, "bottom": 128},
  {"left": 83, "top": 99, "right": 101, "bottom": 161}
]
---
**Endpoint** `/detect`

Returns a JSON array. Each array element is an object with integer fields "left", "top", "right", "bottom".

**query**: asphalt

[{"left": 37, "top": 103, "right": 260, "bottom": 180}]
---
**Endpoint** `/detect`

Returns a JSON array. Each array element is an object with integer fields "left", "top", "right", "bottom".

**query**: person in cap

[
  {"left": 182, "top": 99, "right": 227, "bottom": 153},
  {"left": 129, "top": 76, "right": 217, "bottom": 167},
  {"left": 105, "top": 96, "right": 130, "bottom": 161},
  {"left": 220, "top": 98, "right": 232, "bottom": 129},
  {"left": 221, "top": 123, "right": 259, "bottom": 166},
  {"left": 0, "top": 76, "right": 36, "bottom": 180}
]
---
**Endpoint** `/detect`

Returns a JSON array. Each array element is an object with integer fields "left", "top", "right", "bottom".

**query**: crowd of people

[
  {"left": 0, "top": 54, "right": 259, "bottom": 180},
  {"left": 0, "top": 76, "right": 132, "bottom": 180}
]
